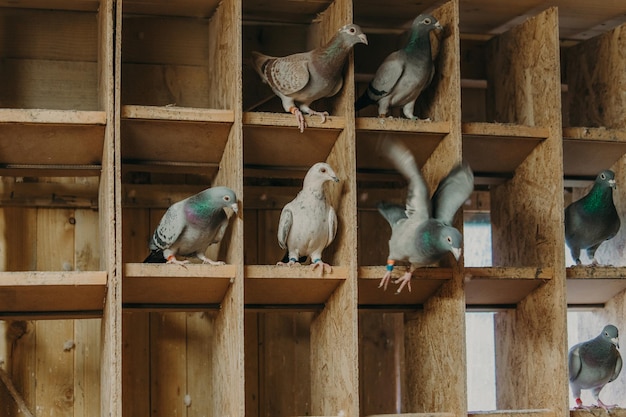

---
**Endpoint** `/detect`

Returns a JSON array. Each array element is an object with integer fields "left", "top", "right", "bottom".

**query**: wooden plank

[
  {"left": 122, "top": 0, "right": 221, "bottom": 17},
  {"left": 186, "top": 311, "right": 216, "bottom": 417},
  {"left": 74, "top": 319, "right": 102, "bottom": 417},
  {"left": 0, "top": 109, "right": 106, "bottom": 124},
  {"left": 243, "top": 112, "right": 346, "bottom": 130},
  {"left": 0, "top": 1, "right": 100, "bottom": 12},
  {"left": 358, "top": 267, "right": 451, "bottom": 307},
  {"left": 244, "top": 312, "right": 260, "bottom": 417},
  {"left": 469, "top": 411, "right": 554, "bottom": 417},
  {"left": 122, "top": 105, "right": 234, "bottom": 123},
  {"left": 122, "top": 311, "right": 151, "bottom": 417},
  {"left": 0, "top": 207, "right": 37, "bottom": 271},
  {"left": 123, "top": 263, "right": 236, "bottom": 305},
  {"left": 8, "top": 321, "right": 36, "bottom": 415}
]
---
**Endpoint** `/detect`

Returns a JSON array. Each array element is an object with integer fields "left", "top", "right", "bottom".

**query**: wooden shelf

[
  {"left": 462, "top": 122, "right": 549, "bottom": 181},
  {"left": 566, "top": 266, "right": 626, "bottom": 306},
  {"left": 367, "top": 414, "right": 455, "bottom": 417},
  {"left": 244, "top": 265, "right": 348, "bottom": 306},
  {"left": 562, "top": 127, "right": 626, "bottom": 180},
  {"left": 464, "top": 267, "right": 553, "bottom": 308},
  {"left": 243, "top": 112, "right": 344, "bottom": 172},
  {"left": 358, "top": 266, "right": 451, "bottom": 308},
  {"left": 0, "top": 271, "right": 107, "bottom": 319},
  {"left": 122, "top": 0, "right": 220, "bottom": 17},
  {"left": 121, "top": 105, "right": 234, "bottom": 175},
  {"left": 356, "top": 118, "right": 450, "bottom": 172},
  {"left": 469, "top": 410, "right": 555, "bottom": 417},
  {"left": 570, "top": 408, "right": 626, "bottom": 417},
  {"left": 0, "top": 108, "right": 106, "bottom": 176},
  {"left": 123, "top": 263, "right": 236, "bottom": 307}
]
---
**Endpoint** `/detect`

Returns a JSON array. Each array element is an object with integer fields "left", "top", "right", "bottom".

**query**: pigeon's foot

[
  {"left": 573, "top": 398, "right": 592, "bottom": 410},
  {"left": 289, "top": 106, "right": 307, "bottom": 133},
  {"left": 393, "top": 271, "right": 413, "bottom": 294},
  {"left": 307, "top": 109, "right": 329, "bottom": 125},
  {"left": 277, "top": 259, "right": 301, "bottom": 267},
  {"left": 597, "top": 399, "right": 618, "bottom": 410},
  {"left": 311, "top": 259, "right": 332, "bottom": 275},
  {"left": 378, "top": 271, "right": 393, "bottom": 291},
  {"left": 166, "top": 256, "right": 189, "bottom": 268},
  {"left": 197, "top": 254, "right": 225, "bottom": 266}
]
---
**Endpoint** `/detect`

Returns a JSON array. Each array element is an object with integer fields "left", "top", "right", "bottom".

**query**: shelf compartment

[
  {"left": 0, "top": 271, "right": 106, "bottom": 318},
  {"left": 566, "top": 266, "right": 626, "bottom": 306},
  {"left": 464, "top": 267, "right": 553, "bottom": 308},
  {"left": 243, "top": 112, "right": 344, "bottom": 172},
  {"left": 244, "top": 265, "right": 348, "bottom": 306},
  {"left": 562, "top": 127, "right": 626, "bottom": 180},
  {"left": 122, "top": 263, "right": 236, "bottom": 307},
  {"left": 462, "top": 122, "right": 549, "bottom": 180},
  {"left": 121, "top": 105, "right": 234, "bottom": 175},
  {"left": 358, "top": 266, "right": 451, "bottom": 308},
  {"left": 0, "top": 109, "right": 106, "bottom": 176},
  {"left": 356, "top": 119, "right": 450, "bottom": 172}
]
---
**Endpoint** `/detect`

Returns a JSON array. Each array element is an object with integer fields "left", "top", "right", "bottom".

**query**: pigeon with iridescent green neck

[
  {"left": 355, "top": 14, "right": 442, "bottom": 119},
  {"left": 143, "top": 186, "right": 238, "bottom": 265},
  {"left": 378, "top": 137, "right": 473, "bottom": 294},
  {"left": 565, "top": 170, "right": 620, "bottom": 266},
  {"left": 569, "top": 324, "right": 622, "bottom": 410},
  {"left": 252, "top": 24, "right": 368, "bottom": 132}
]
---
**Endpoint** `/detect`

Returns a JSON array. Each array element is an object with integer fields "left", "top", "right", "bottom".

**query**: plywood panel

[{"left": 122, "top": 311, "right": 150, "bottom": 417}]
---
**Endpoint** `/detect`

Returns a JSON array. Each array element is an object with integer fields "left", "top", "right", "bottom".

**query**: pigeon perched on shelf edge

[
  {"left": 277, "top": 162, "right": 340, "bottom": 275},
  {"left": 252, "top": 24, "right": 368, "bottom": 133},
  {"left": 377, "top": 137, "right": 473, "bottom": 294},
  {"left": 355, "top": 14, "right": 442, "bottom": 120},
  {"left": 569, "top": 324, "right": 622, "bottom": 410},
  {"left": 565, "top": 170, "right": 620, "bottom": 266},
  {"left": 143, "top": 186, "right": 239, "bottom": 265}
]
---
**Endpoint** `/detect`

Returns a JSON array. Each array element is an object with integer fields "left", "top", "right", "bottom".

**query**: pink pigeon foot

[
  {"left": 597, "top": 399, "right": 618, "bottom": 410},
  {"left": 289, "top": 106, "right": 307, "bottom": 132},
  {"left": 392, "top": 271, "right": 413, "bottom": 294},
  {"left": 311, "top": 259, "right": 332, "bottom": 275}
]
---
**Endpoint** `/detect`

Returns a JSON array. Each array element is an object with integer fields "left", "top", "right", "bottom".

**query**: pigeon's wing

[
  {"left": 432, "top": 161, "right": 474, "bottom": 224},
  {"left": 369, "top": 51, "right": 405, "bottom": 99},
  {"left": 277, "top": 206, "right": 293, "bottom": 250},
  {"left": 568, "top": 345, "right": 582, "bottom": 382},
  {"left": 326, "top": 206, "right": 338, "bottom": 248},
  {"left": 150, "top": 201, "right": 187, "bottom": 251},
  {"left": 610, "top": 351, "right": 623, "bottom": 382},
  {"left": 266, "top": 55, "right": 311, "bottom": 96},
  {"left": 210, "top": 210, "right": 230, "bottom": 244},
  {"left": 377, "top": 201, "right": 408, "bottom": 226},
  {"left": 380, "top": 137, "right": 430, "bottom": 222}
]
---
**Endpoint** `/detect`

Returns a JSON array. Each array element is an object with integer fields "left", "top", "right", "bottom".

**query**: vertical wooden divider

[
  {"left": 307, "top": 0, "right": 359, "bottom": 415},
  {"left": 209, "top": 0, "right": 245, "bottom": 415},
  {"left": 485, "top": 8, "right": 568, "bottom": 417},
  {"left": 403, "top": 1, "right": 467, "bottom": 415}
]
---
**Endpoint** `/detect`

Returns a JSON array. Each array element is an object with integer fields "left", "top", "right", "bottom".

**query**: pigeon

[
  {"left": 565, "top": 170, "right": 620, "bottom": 266},
  {"left": 378, "top": 138, "right": 473, "bottom": 293},
  {"left": 143, "top": 186, "right": 239, "bottom": 265},
  {"left": 569, "top": 324, "right": 622, "bottom": 410},
  {"left": 252, "top": 24, "right": 368, "bottom": 133},
  {"left": 277, "top": 162, "right": 339, "bottom": 274},
  {"left": 355, "top": 14, "right": 443, "bottom": 119}
]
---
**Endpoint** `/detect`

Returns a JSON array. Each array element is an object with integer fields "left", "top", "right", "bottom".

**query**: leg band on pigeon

[
  {"left": 313, "top": 258, "right": 321, "bottom": 263},
  {"left": 290, "top": 258, "right": 298, "bottom": 263},
  {"left": 289, "top": 106, "right": 298, "bottom": 115},
  {"left": 386, "top": 260, "right": 395, "bottom": 271}
]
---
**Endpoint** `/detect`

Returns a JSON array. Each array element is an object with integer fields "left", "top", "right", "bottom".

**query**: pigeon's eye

[
  {"left": 447, "top": 236, "right": 453, "bottom": 244},
  {"left": 349, "top": 27, "right": 356, "bottom": 34},
  {"left": 321, "top": 167, "right": 327, "bottom": 173},
  {"left": 601, "top": 173, "right": 607, "bottom": 180},
  {"left": 223, "top": 195, "right": 231, "bottom": 202},
  {"left": 424, "top": 18, "right": 431, "bottom": 24}
]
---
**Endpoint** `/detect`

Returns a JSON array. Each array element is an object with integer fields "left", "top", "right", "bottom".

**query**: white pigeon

[{"left": 277, "top": 162, "right": 340, "bottom": 274}]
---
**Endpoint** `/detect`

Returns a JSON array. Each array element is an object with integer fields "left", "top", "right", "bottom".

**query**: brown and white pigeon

[
  {"left": 569, "top": 324, "right": 622, "bottom": 410},
  {"left": 252, "top": 24, "right": 368, "bottom": 132},
  {"left": 355, "top": 14, "right": 442, "bottom": 119},
  {"left": 277, "top": 162, "right": 339, "bottom": 274}
]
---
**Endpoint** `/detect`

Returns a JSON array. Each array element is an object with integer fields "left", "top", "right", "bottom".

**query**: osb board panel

[{"left": 567, "top": 23, "right": 626, "bottom": 128}]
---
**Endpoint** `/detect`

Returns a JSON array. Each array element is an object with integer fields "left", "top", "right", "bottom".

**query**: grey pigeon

[
  {"left": 355, "top": 14, "right": 442, "bottom": 119},
  {"left": 565, "top": 170, "right": 620, "bottom": 266},
  {"left": 143, "top": 186, "right": 238, "bottom": 265},
  {"left": 252, "top": 24, "right": 368, "bottom": 132},
  {"left": 569, "top": 324, "right": 622, "bottom": 410},
  {"left": 378, "top": 138, "right": 473, "bottom": 293},
  {"left": 277, "top": 162, "right": 339, "bottom": 274}
]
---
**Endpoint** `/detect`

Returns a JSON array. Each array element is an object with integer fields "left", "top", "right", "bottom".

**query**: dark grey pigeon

[
  {"left": 569, "top": 324, "right": 622, "bottom": 410},
  {"left": 252, "top": 24, "right": 368, "bottom": 133},
  {"left": 355, "top": 14, "right": 443, "bottom": 119},
  {"left": 565, "top": 170, "right": 620, "bottom": 266},
  {"left": 378, "top": 137, "right": 473, "bottom": 293},
  {"left": 144, "top": 186, "right": 238, "bottom": 265}
]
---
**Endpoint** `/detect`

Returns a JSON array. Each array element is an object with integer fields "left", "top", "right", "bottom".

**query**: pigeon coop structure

[{"left": 1, "top": 0, "right": 626, "bottom": 416}]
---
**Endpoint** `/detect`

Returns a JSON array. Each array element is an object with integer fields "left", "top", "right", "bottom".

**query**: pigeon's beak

[
  {"left": 609, "top": 179, "right": 617, "bottom": 189},
  {"left": 332, "top": 176, "right": 339, "bottom": 183},
  {"left": 230, "top": 202, "right": 239, "bottom": 214},
  {"left": 434, "top": 22, "right": 443, "bottom": 31},
  {"left": 612, "top": 336, "right": 619, "bottom": 349},
  {"left": 359, "top": 33, "right": 368, "bottom": 45},
  {"left": 451, "top": 247, "right": 462, "bottom": 261}
]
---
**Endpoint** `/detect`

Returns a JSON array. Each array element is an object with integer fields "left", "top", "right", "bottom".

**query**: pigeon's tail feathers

[
  {"left": 355, "top": 89, "right": 376, "bottom": 111},
  {"left": 251, "top": 51, "right": 271, "bottom": 82},
  {"left": 143, "top": 250, "right": 167, "bottom": 263},
  {"left": 377, "top": 201, "right": 407, "bottom": 226},
  {"left": 432, "top": 160, "right": 474, "bottom": 224}
]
